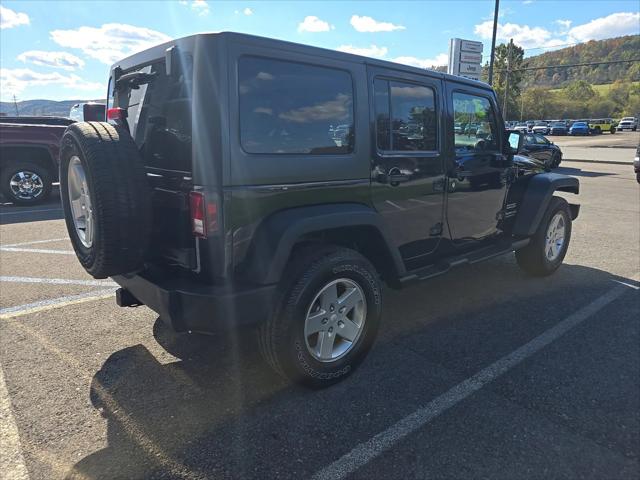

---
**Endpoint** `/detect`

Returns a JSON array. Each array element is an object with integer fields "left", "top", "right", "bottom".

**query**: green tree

[
  {"left": 492, "top": 41, "right": 525, "bottom": 120},
  {"left": 564, "top": 80, "right": 597, "bottom": 101}
]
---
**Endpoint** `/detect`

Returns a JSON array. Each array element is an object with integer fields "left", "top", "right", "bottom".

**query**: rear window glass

[
  {"left": 374, "top": 79, "right": 437, "bottom": 152},
  {"left": 115, "top": 60, "right": 192, "bottom": 173},
  {"left": 239, "top": 56, "right": 354, "bottom": 155}
]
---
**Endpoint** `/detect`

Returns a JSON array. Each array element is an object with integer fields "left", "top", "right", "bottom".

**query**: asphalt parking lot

[{"left": 1, "top": 144, "right": 639, "bottom": 479}]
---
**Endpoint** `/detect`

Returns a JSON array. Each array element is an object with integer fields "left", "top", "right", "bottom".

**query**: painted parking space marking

[
  {"left": 0, "top": 247, "right": 74, "bottom": 255},
  {"left": 1, "top": 276, "right": 116, "bottom": 288},
  {"left": 384, "top": 200, "right": 405, "bottom": 211},
  {"left": 0, "top": 208, "right": 62, "bottom": 216},
  {"left": 0, "top": 289, "right": 116, "bottom": 320},
  {"left": 3, "top": 238, "right": 68, "bottom": 248},
  {"left": 0, "top": 361, "right": 30, "bottom": 480},
  {"left": 311, "top": 284, "right": 631, "bottom": 480}
]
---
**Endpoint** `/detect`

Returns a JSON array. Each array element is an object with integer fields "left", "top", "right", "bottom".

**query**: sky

[{"left": 1, "top": 0, "right": 639, "bottom": 102}]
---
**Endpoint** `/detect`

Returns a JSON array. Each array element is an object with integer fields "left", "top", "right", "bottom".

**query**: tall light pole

[{"left": 487, "top": 0, "right": 500, "bottom": 85}]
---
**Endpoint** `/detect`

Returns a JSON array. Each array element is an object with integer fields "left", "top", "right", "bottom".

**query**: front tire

[
  {"left": 516, "top": 196, "right": 572, "bottom": 276},
  {"left": 259, "top": 246, "right": 382, "bottom": 388}
]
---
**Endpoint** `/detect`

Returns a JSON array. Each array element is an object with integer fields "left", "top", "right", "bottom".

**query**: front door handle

[{"left": 387, "top": 167, "right": 410, "bottom": 186}]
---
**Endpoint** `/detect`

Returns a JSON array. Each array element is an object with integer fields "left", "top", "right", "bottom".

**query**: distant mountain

[
  {"left": 0, "top": 99, "right": 103, "bottom": 117},
  {"left": 521, "top": 35, "right": 639, "bottom": 88}
]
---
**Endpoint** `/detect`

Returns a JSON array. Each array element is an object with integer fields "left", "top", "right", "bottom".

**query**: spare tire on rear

[{"left": 60, "top": 121, "right": 152, "bottom": 279}]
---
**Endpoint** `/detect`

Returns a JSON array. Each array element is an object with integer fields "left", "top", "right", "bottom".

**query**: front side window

[
  {"left": 374, "top": 79, "right": 437, "bottom": 152},
  {"left": 239, "top": 57, "right": 354, "bottom": 154},
  {"left": 534, "top": 134, "right": 548, "bottom": 145},
  {"left": 452, "top": 92, "right": 498, "bottom": 152}
]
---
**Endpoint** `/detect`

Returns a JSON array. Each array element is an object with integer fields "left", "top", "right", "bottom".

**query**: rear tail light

[
  {"left": 107, "top": 107, "right": 127, "bottom": 121},
  {"left": 189, "top": 191, "right": 218, "bottom": 238}
]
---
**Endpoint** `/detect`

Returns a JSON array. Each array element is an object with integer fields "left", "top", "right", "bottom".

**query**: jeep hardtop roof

[{"left": 110, "top": 31, "right": 490, "bottom": 91}]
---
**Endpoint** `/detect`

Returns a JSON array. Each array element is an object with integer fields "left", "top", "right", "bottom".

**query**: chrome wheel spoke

[
  {"left": 337, "top": 287, "right": 359, "bottom": 313},
  {"left": 338, "top": 318, "right": 359, "bottom": 342},
  {"left": 70, "top": 198, "right": 84, "bottom": 220},
  {"left": 317, "top": 331, "right": 336, "bottom": 360},
  {"left": 320, "top": 283, "right": 338, "bottom": 311},
  {"left": 84, "top": 209, "right": 94, "bottom": 244},
  {"left": 306, "top": 309, "right": 326, "bottom": 335}
]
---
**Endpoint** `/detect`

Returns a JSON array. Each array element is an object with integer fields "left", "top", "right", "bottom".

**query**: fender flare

[
  {"left": 512, "top": 173, "right": 579, "bottom": 237},
  {"left": 242, "top": 203, "right": 406, "bottom": 284}
]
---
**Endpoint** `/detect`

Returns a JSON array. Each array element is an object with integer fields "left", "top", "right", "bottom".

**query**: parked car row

[{"left": 506, "top": 117, "right": 637, "bottom": 135}]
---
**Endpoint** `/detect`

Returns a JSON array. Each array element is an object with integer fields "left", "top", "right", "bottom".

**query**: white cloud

[
  {"left": 243, "top": 7, "right": 253, "bottom": 16},
  {"left": 336, "top": 44, "right": 388, "bottom": 58},
  {"left": 298, "top": 16, "right": 333, "bottom": 33},
  {"left": 392, "top": 54, "right": 449, "bottom": 69},
  {"left": 180, "top": 0, "right": 209, "bottom": 16},
  {"left": 50, "top": 23, "right": 171, "bottom": 65},
  {"left": 474, "top": 20, "right": 555, "bottom": 49},
  {"left": 350, "top": 15, "right": 405, "bottom": 32},
  {"left": 523, "top": 0, "right": 534, "bottom": 5},
  {"left": 0, "top": 68, "right": 104, "bottom": 100},
  {"left": 0, "top": 5, "right": 30, "bottom": 29},
  {"left": 555, "top": 19, "right": 572, "bottom": 30},
  {"left": 335, "top": 44, "right": 446, "bottom": 69},
  {"left": 475, "top": 11, "right": 640, "bottom": 51},
  {"left": 567, "top": 12, "right": 640, "bottom": 42},
  {"left": 17, "top": 51, "right": 85, "bottom": 71}
]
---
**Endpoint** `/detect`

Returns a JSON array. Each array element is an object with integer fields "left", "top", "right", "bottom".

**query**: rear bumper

[{"left": 112, "top": 271, "right": 278, "bottom": 334}]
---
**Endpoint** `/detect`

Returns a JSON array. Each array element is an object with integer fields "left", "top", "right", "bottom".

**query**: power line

[{"left": 495, "top": 58, "right": 640, "bottom": 73}]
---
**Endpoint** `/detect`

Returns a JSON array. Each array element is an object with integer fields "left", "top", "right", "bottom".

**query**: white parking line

[
  {"left": 0, "top": 208, "right": 62, "bottom": 216},
  {"left": 384, "top": 200, "right": 405, "bottom": 211},
  {"left": 0, "top": 289, "right": 116, "bottom": 319},
  {"left": 0, "top": 247, "right": 74, "bottom": 255},
  {"left": 1, "top": 276, "right": 116, "bottom": 287},
  {"left": 3, "top": 238, "right": 67, "bottom": 248},
  {"left": 0, "top": 362, "right": 30, "bottom": 480},
  {"left": 311, "top": 284, "right": 630, "bottom": 480}
]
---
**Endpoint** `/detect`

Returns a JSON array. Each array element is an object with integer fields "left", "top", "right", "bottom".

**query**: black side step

[{"left": 399, "top": 238, "right": 529, "bottom": 285}]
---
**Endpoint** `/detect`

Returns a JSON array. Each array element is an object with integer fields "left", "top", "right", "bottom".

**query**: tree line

[{"left": 486, "top": 36, "right": 639, "bottom": 120}]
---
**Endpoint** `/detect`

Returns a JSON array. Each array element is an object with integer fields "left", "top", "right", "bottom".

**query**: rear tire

[
  {"left": 259, "top": 245, "right": 382, "bottom": 388},
  {"left": 609, "top": 127, "right": 615, "bottom": 134},
  {"left": 516, "top": 196, "right": 572, "bottom": 277},
  {"left": 0, "top": 161, "right": 52, "bottom": 205},
  {"left": 59, "top": 122, "right": 152, "bottom": 279}
]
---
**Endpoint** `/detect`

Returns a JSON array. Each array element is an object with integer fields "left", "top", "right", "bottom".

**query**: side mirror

[{"left": 505, "top": 130, "right": 524, "bottom": 155}]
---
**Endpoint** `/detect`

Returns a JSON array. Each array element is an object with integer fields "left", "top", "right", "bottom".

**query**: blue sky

[{"left": 1, "top": 0, "right": 638, "bottom": 101}]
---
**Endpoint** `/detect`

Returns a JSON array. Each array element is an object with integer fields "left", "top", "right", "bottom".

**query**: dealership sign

[{"left": 448, "top": 38, "right": 483, "bottom": 81}]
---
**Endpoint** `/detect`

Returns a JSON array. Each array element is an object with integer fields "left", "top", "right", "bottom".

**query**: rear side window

[
  {"left": 116, "top": 61, "right": 192, "bottom": 173},
  {"left": 374, "top": 79, "right": 437, "bottom": 152},
  {"left": 239, "top": 56, "right": 354, "bottom": 155}
]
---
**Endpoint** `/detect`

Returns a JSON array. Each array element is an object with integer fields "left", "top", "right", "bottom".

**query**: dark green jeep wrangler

[{"left": 60, "top": 32, "right": 579, "bottom": 387}]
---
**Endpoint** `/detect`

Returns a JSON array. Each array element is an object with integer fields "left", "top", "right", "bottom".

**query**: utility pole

[
  {"left": 503, "top": 38, "right": 513, "bottom": 120},
  {"left": 13, "top": 94, "right": 19, "bottom": 116},
  {"left": 487, "top": 0, "right": 500, "bottom": 85},
  {"left": 520, "top": 88, "right": 525, "bottom": 121}
]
